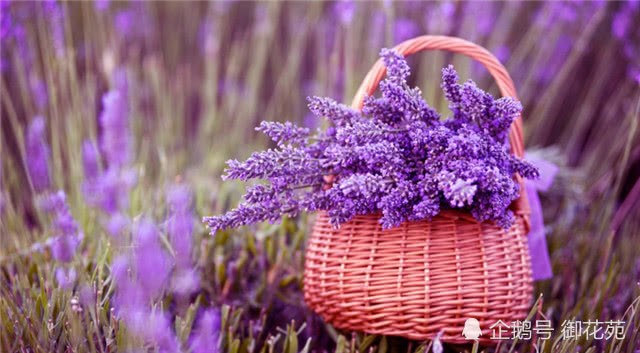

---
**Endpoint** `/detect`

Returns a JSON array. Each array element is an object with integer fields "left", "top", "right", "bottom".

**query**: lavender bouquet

[{"left": 205, "top": 49, "right": 538, "bottom": 233}]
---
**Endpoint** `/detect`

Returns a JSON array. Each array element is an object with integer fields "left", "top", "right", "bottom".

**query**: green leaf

[{"left": 358, "top": 335, "right": 377, "bottom": 353}]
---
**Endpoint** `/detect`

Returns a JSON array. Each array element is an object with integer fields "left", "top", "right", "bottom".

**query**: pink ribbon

[{"left": 524, "top": 154, "right": 558, "bottom": 281}]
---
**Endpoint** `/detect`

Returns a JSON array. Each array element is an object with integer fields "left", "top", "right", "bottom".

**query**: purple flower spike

[
  {"left": 134, "top": 219, "right": 171, "bottom": 301},
  {"left": 86, "top": 167, "right": 136, "bottom": 214},
  {"left": 99, "top": 90, "right": 130, "bottom": 169},
  {"left": 55, "top": 267, "right": 77, "bottom": 290},
  {"left": 333, "top": 0, "right": 355, "bottom": 25},
  {"left": 256, "top": 121, "right": 310, "bottom": 146},
  {"left": 50, "top": 234, "right": 79, "bottom": 263},
  {"left": 25, "top": 116, "right": 50, "bottom": 193},
  {"left": 166, "top": 184, "right": 193, "bottom": 269},
  {"left": 82, "top": 139, "right": 100, "bottom": 180},
  {"left": 190, "top": 309, "right": 221, "bottom": 353},
  {"left": 39, "top": 191, "right": 81, "bottom": 263},
  {"left": 171, "top": 268, "right": 199, "bottom": 296},
  {"left": 145, "top": 312, "right": 181, "bottom": 353},
  {"left": 106, "top": 213, "right": 130, "bottom": 239}
]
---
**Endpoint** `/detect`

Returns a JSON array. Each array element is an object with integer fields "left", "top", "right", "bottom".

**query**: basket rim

[{"left": 311, "top": 208, "right": 528, "bottom": 231}]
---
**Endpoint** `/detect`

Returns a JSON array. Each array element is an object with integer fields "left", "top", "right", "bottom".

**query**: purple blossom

[
  {"left": 171, "top": 268, "right": 199, "bottom": 296},
  {"left": 82, "top": 140, "right": 100, "bottom": 180},
  {"left": 106, "top": 212, "right": 130, "bottom": 239},
  {"left": 99, "top": 89, "right": 130, "bottom": 169},
  {"left": 166, "top": 184, "right": 193, "bottom": 269},
  {"left": 333, "top": 0, "right": 356, "bottom": 25},
  {"left": 256, "top": 121, "right": 310, "bottom": 146},
  {"left": 306, "top": 96, "right": 360, "bottom": 126},
  {"left": 25, "top": 116, "right": 50, "bottom": 193},
  {"left": 39, "top": 191, "right": 81, "bottom": 263},
  {"left": 29, "top": 76, "right": 48, "bottom": 111},
  {"left": 190, "top": 309, "right": 221, "bottom": 353},
  {"left": 133, "top": 219, "right": 171, "bottom": 301},
  {"left": 94, "top": 0, "right": 110, "bottom": 12},
  {"left": 437, "top": 172, "right": 477, "bottom": 208},
  {"left": 205, "top": 49, "right": 538, "bottom": 232},
  {"left": 393, "top": 18, "right": 420, "bottom": 43},
  {"left": 55, "top": 267, "right": 77, "bottom": 290},
  {"left": 84, "top": 167, "right": 136, "bottom": 214},
  {"left": 43, "top": 0, "right": 65, "bottom": 57},
  {"left": 424, "top": 2, "right": 455, "bottom": 33},
  {"left": 50, "top": 234, "right": 79, "bottom": 263},
  {"left": 611, "top": 1, "right": 640, "bottom": 83},
  {"left": 123, "top": 309, "right": 180, "bottom": 353},
  {"left": 113, "top": 3, "right": 153, "bottom": 42}
]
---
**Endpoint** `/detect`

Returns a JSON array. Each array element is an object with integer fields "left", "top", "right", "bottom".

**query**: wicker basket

[{"left": 303, "top": 35, "right": 533, "bottom": 345}]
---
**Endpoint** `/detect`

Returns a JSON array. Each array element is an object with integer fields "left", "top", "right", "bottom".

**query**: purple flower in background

[
  {"left": 50, "top": 235, "right": 79, "bottom": 263},
  {"left": 0, "top": 164, "right": 4, "bottom": 215},
  {"left": 333, "top": 0, "right": 355, "bottom": 25},
  {"left": 112, "top": 251, "right": 180, "bottom": 352},
  {"left": 40, "top": 191, "right": 82, "bottom": 263},
  {"left": 190, "top": 309, "right": 221, "bottom": 353},
  {"left": 143, "top": 312, "right": 181, "bottom": 353},
  {"left": 106, "top": 212, "right": 130, "bottom": 239},
  {"left": 611, "top": 1, "right": 640, "bottom": 83},
  {"left": 99, "top": 89, "right": 130, "bottom": 169},
  {"left": 464, "top": 2, "right": 498, "bottom": 38},
  {"left": 29, "top": 76, "right": 48, "bottom": 111},
  {"left": 171, "top": 268, "right": 199, "bottom": 296},
  {"left": 393, "top": 18, "right": 419, "bottom": 43},
  {"left": 1, "top": 2, "right": 34, "bottom": 71},
  {"left": 82, "top": 140, "right": 100, "bottom": 180},
  {"left": 84, "top": 166, "right": 136, "bottom": 215},
  {"left": 25, "top": 116, "right": 50, "bottom": 193},
  {"left": 424, "top": 2, "right": 455, "bottom": 34},
  {"left": 113, "top": 3, "right": 153, "bottom": 42},
  {"left": 42, "top": 0, "right": 65, "bottom": 57},
  {"left": 55, "top": 267, "right": 77, "bottom": 289},
  {"left": 166, "top": 184, "right": 194, "bottom": 269},
  {"left": 134, "top": 218, "right": 171, "bottom": 301},
  {"left": 94, "top": 0, "right": 110, "bottom": 12}
]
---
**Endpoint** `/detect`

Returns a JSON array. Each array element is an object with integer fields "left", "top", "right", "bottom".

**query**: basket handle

[
  {"left": 351, "top": 35, "right": 525, "bottom": 160},
  {"left": 351, "top": 35, "right": 530, "bottom": 220}
]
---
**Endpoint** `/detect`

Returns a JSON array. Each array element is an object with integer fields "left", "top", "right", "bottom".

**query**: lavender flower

[
  {"left": 133, "top": 218, "right": 171, "bottom": 301},
  {"left": 166, "top": 184, "right": 194, "bottom": 269},
  {"left": 393, "top": 18, "right": 419, "bottom": 43},
  {"left": 190, "top": 309, "right": 221, "bottom": 353},
  {"left": 205, "top": 49, "right": 538, "bottom": 232},
  {"left": 55, "top": 267, "right": 77, "bottom": 290},
  {"left": 333, "top": 0, "right": 356, "bottom": 25},
  {"left": 25, "top": 116, "right": 50, "bottom": 193},
  {"left": 99, "top": 90, "right": 130, "bottom": 169},
  {"left": 256, "top": 121, "right": 310, "bottom": 146},
  {"left": 82, "top": 139, "right": 100, "bottom": 180},
  {"left": 106, "top": 212, "right": 130, "bottom": 239},
  {"left": 84, "top": 167, "right": 136, "bottom": 214},
  {"left": 39, "top": 191, "right": 81, "bottom": 263}
]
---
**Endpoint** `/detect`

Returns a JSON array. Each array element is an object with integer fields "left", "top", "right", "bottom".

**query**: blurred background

[{"left": 1, "top": 1, "right": 639, "bottom": 352}]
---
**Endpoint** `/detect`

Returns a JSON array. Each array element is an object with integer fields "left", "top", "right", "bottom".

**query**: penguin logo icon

[{"left": 462, "top": 318, "right": 482, "bottom": 340}]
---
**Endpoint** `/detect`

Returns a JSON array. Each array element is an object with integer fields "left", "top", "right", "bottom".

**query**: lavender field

[{"left": 1, "top": 1, "right": 639, "bottom": 352}]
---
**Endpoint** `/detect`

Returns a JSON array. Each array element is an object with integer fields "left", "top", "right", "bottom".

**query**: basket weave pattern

[
  {"left": 303, "top": 35, "right": 534, "bottom": 344},
  {"left": 304, "top": 212, "right": 532, "bottom": 343}
]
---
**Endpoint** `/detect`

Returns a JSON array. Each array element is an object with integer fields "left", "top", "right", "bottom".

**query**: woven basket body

[
  {"left": 303, "top": 36, "right": 534, "bottom": 344},
  {"left": 304, "top": 212, "right": 532, "bottom": 344}
]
